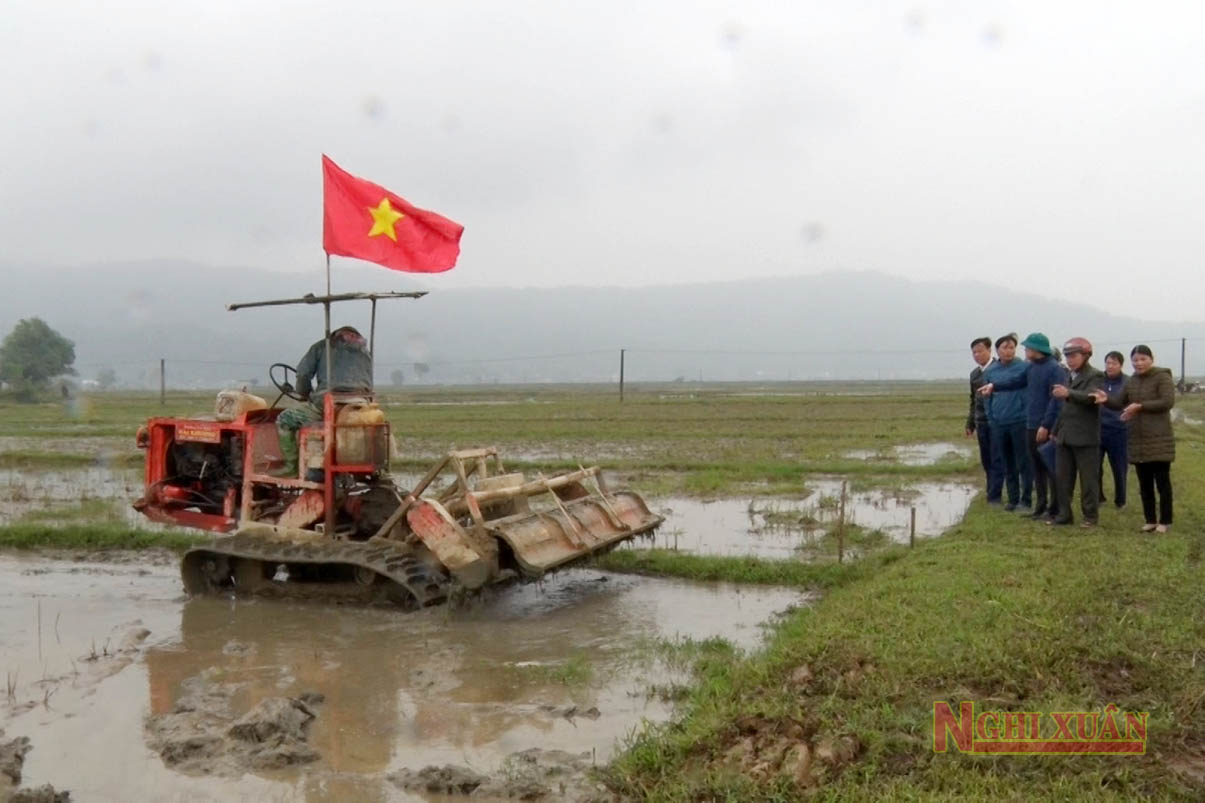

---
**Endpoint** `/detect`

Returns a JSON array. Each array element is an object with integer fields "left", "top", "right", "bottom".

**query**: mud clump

[
  {"left": 720, "top": 715, "right": 860, "bottom": 789},
  {"left": 1, "top": 736, "right": 70, "bottom": 803},
  {"left": 538, "top": 704, "right": 601, "bottom": 721},
  {"left": 227, "top": 698, "right": 320, "bottom": 770},
  {"left": 145, "top": 674, "right": 323, "bottom": 776},
  {"left": 1, "top": 736, "right": 31, "bottom": 788},
  {"left": 388, "top": 748, "right": 610, "bottom": 801},
  {"left": 387, "top": 765, "right": 488, "bottom": 795},
  {"left": 10, "top": 785, "right": 70, "bottom": 803}
]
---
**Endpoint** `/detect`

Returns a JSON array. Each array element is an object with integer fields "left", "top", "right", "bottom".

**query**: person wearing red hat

[{"left": 1049, "top": 337, "right": 1105, "bottom": 527}]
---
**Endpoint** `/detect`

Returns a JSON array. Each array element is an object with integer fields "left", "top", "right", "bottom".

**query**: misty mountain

[{"left": 1, "top": 261, "right": 1201, "bottom": 387}]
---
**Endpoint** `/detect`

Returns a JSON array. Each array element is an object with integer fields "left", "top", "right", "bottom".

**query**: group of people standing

[{"left": 966, "top": 333, "right": 1176, "bottom": 532}]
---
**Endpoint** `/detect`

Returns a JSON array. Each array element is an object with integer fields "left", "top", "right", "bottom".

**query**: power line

[{"left": 70, "top": 338, "right": 1199, "bottom": 371}]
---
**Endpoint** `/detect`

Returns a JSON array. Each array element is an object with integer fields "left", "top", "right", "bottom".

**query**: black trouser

[
  {"left": 991, "top": 422, "right": 1031, "bottom": 506},
  {"left": 1055, "top": 443, "right": 1100, "bottom": 523},
  {"left": 976, "top": 423, "right": 1002, "bottom": 501},
  {"left": 1098, "top": 426, "right": 1127, "bottom": 507},
  {"left": 1134, "top": 461, "right": 1173, "bottom": 525},
  {"left": 1027, "top": 428, "right": 1057, "bottom": 515}
]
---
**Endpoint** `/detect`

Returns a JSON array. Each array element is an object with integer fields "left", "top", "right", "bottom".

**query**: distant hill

[{"left": 1, "top": 260, "right": 1200, "bottom": 387}]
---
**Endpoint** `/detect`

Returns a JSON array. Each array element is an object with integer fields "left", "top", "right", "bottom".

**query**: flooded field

[
  {"left": 0, "top": 435, "right": 131, "bottom": 458},
  {"left": 0, "top": 467, "right": 147, "bottom": 527},
  {"left": 0, "top": 555, "right": 805, "bottom": 802},
  {"left": 1171, "top": 408, "right": 1203, "bottom": 426},
  {"left": 643, "top": 479, "right": 977, "bottom": 558},
  {"left": 843, "top": 441, "right": 972, "bottom": 466}
]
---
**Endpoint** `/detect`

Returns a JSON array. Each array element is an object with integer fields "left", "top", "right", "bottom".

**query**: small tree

[
  {"left": 389, "top": 369, "right": 404, "bottom": 387},
  {"left": 96, "top": 368, "right": 118, "bottom": 390},
  {"left": 0, "top": 318, "right": 76, "bottom": 399}
]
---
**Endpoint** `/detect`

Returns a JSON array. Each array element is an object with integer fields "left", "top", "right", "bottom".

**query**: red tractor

[{"left": 133, "top": 290, "right": 662, "bottom": 607}]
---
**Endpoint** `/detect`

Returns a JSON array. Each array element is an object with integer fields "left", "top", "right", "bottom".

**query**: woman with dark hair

[
  {"left": 1095, "top": 345, "right": 1175, "bottom": 532},
  {"left": 1098, "top": 351, "right": 1128, "bottom": 508}
]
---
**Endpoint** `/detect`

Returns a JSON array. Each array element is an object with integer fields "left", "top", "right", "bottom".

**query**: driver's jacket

[{"left": 294, "top": 336, "right": 373, "bottom": 406}]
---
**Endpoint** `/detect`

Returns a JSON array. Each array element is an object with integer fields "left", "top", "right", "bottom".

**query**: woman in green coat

[{"left": 1096, "top": 345, "right": 1175, "bottom": 532}]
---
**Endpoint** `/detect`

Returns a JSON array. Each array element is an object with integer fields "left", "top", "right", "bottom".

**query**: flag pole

[{"left": 324, "top": 254, "right": 332, "bottom": 399}]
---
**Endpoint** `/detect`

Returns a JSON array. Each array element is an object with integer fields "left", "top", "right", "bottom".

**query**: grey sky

[{"left": 3, "top": 1, "right": 1203, "bottom": 320}]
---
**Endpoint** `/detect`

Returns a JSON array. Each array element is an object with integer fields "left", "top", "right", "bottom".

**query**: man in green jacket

[
  {"left": 274, "top": 326, "right": 373, "bottom": 477},
  {"left": 1049, "top": 337, "right": 1105, "bottom": 527}
]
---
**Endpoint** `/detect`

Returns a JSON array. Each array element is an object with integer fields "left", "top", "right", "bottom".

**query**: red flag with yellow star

[{"left": 322, "top": 155, "right": 463, "bottom": 273}]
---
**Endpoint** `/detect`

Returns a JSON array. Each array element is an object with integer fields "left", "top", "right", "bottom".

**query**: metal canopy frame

[
  {"left": 227, "top": 290, "right": 428, "bottom": 388},
  {"left": 227, "top": 288, "right": 427, "bottom": 536}
]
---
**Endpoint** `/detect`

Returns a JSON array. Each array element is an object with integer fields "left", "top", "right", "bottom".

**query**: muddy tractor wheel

[
  {"left": 182, "top": 552, "right": 232, "bottom": 594},
  {"left": 232, "top": 558, "right": 273, "bottom": 591},
  {"left": 379, "top": 581, "right": 418, "bottom": 609},
  {"left": 353, "top": 565, "right": 378, "bottom": 586}
]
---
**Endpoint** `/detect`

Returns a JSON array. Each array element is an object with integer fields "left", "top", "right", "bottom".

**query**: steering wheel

[{"left": 270, "top": 363, "right": 306, "bottom": 403}]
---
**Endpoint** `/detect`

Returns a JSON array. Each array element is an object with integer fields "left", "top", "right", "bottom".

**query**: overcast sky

[{"left": 3, "top": 1, "right": 1202, "bottom": 320}]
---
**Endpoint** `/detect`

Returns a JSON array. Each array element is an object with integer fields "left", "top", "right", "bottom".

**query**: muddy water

[
  {"left": 645, "top": 479, "right": 977, "bottom": 557},
  {"left": 1170, "top": 409, "right": 1203, "bottom": 426},
  {"left": 0, "top": 555, "right": 803, "bottom": 802},
  {"left": 844, "top": 441, "right": 972, "bottom": 466}
]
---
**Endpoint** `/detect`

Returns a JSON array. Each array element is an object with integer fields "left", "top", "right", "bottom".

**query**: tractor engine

[{"left": 166, "top": 437, "right": 243, "bottom": 514}]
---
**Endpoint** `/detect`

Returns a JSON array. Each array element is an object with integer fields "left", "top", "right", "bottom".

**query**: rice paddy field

[{"left": 0, "top": 383, "right": 1201, "bottom": 801}]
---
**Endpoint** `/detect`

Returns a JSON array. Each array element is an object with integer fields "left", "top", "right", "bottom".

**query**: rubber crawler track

[{"left": 182, "top": 534, "right": 450, "bottom": 607}]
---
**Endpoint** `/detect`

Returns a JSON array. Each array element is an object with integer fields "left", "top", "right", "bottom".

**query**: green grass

[
  {"left": 0, "top": 522, "right": 203, "bottom": 551},
  {"left": 603, "top": 406, "right": 1205, "bottom": 800},
  {"left": 594, "top": 546, "right": 901, "bottom": 589},
  {"left": 0, "top": 450, "right": 143, "bottom": 468},
  {"left": 0, "top": 385, "right": 976, "bottom": 494},
  {"left": 16, "top": 498, "right": 125, "bottom": 523}
]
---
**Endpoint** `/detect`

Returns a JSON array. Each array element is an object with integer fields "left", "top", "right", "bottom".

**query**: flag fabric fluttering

[{"left": 322, "top": 155, "right": 463, "bottom": 273}]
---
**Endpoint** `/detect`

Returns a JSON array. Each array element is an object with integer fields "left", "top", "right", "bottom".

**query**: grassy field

[
  {"left": 0, "top": 383, "right": 974, "bottom": 495},
  {"left": 602, "top": 393, "right": 1205, "bottom": 801},
  {"left": 0, "top": 385, "right": 1201, "bottom": 799}
]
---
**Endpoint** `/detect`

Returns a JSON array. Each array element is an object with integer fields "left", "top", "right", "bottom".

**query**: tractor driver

[{"left": 273, "top": 326, "right": 373, "bottom": 477}]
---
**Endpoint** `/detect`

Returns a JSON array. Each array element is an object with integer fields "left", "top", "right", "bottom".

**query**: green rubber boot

[{"left": 272, "top": 427, "right": 299, "bottom": 478}]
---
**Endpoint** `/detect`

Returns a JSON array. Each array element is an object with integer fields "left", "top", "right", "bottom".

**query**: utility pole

[
  {"left": 160, "top": 358, "right": 165, "bottom": 406},
  {"left": 1181, "top": 337, "right": 1187, "bottom": 392},
  {"left": 619, "top": 349, "right": 626, "bottom": 402}
]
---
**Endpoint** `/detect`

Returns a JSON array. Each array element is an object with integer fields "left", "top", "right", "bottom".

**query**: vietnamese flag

[{"left": 322, "top": 155, "right": 463, "bottom": 273}]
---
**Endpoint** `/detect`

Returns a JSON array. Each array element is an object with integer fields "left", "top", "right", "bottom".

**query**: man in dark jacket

[
  {"left": 965, "top": 337, "right": 1001, "bottom": 501},
  {"left": 978, "top": 332, "right": 1065, "bottom": 520},
  {"left": 274, "top": 326, "right": 374, "bottom": 477},
  {"left": 1049, "top": 337, "right": 1105, "bottom": 527}
]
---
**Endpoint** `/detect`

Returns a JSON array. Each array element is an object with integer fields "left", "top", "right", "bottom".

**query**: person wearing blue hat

[{"left": 980, "top": 331, "right": 1066, "bottom": 520}]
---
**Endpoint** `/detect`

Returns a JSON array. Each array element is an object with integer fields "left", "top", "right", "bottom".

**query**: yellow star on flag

[{"left": 366, "top": 198, "right": 405, "bottom": 242}]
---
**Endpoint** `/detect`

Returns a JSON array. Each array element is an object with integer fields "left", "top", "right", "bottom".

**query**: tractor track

[{"left": 181, "top": 534, "right": 451, "bottom": 607}]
